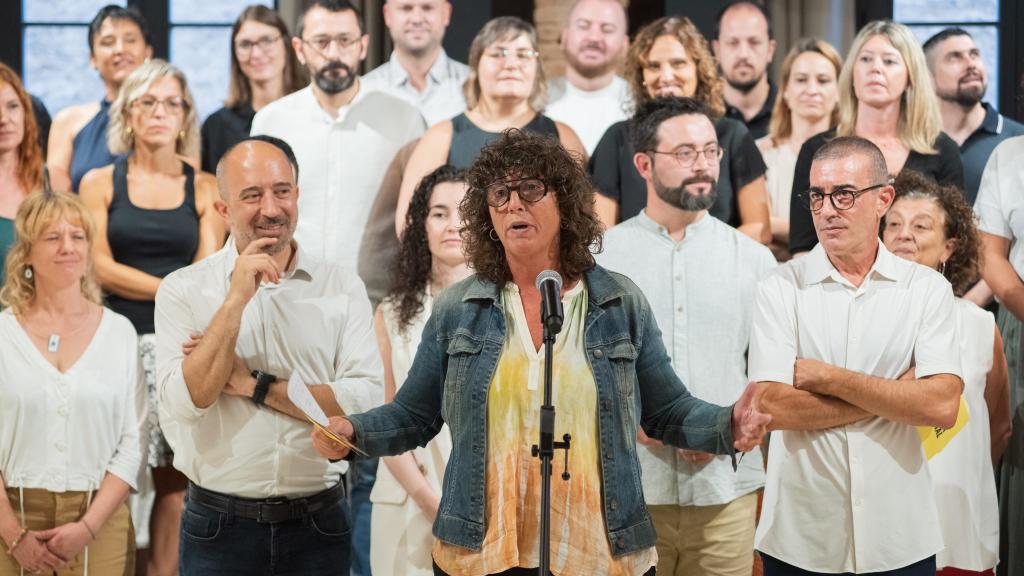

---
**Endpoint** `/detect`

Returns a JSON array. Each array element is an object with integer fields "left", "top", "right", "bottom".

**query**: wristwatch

[{"left": 250, "top": 370, "right": 277, "bottom": 406}]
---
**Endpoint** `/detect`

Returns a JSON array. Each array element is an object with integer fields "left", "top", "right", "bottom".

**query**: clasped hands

[{"left": 10, "top": 520, "right": 93, "bottom": 574}]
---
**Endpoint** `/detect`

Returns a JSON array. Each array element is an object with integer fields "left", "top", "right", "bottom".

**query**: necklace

[{"left": 21, "top": 306, "right": 97, "bottom": 354}]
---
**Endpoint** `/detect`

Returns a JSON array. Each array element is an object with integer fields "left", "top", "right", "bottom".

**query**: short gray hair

[{"left": 813, "top": 135, "right": 890, "bottom": 184}]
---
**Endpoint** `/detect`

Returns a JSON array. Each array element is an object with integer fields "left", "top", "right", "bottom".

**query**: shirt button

[
  {"left": 676, "top": 306, "right": 683, "bottom": 313},
  {"left": 601, "top": 399, "right": 612, "bottom": 411},
  {"left": 55, "top": 442, "right": 66, "bottom": 452},
  {"left": 610, "top": 499, "right": 619, "bottom": 511},
  {"left": 57, "top": 407, "right": 68, "bottom": 417},
  {"left": 593, "top": 349, "right": 604, "bottom": 359},
  {"left": 604, "top": 450, "right": 613, "bottom": 460},
  {"left": 616, "top": 537, "right": 626, "bottom": 549},
  {"left": 674, "top": 275, "right": 682, "bottom": 281}
]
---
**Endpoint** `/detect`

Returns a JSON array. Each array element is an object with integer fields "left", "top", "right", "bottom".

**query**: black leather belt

[{"left": 186, "top": 480, "right": 345, "bottom": 524}]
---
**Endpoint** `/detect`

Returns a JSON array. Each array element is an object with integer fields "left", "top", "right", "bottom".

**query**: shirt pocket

[
  {"left": 443, "top": 334, "right": 483, "bottom": 431},
  {"left": 606, "top": 339, "right": 639, "bottom": 405}
]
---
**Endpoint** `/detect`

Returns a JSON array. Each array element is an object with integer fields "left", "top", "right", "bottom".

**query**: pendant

[{"left": 47, "top": 334, "right": 59, "bottom": 353}]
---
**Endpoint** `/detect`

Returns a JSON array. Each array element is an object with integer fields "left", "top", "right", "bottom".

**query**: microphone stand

[{"left": 531, "top": 320, "right": 571, "bottom": 575}]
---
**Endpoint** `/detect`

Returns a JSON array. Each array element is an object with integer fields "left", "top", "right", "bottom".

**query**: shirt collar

[
  {"left": 635, "top": 209, "right": 710, "bottom": 240},
  {"left": 979, "top": 102, "right": 1001, "bottom": 135},
  {"left": 221, "top": 238, "right": 315, "bottom": 283},
  {"left": 460, "top": 265, "right": 629, "bottom": 307},
  {"left": 803, "top": 242, "right": 904, "bottom": 286},
  {"left": 384, "top": 49, "right": 453, "bottom": 87},
  {"left": 298, "top": 83, "right": 365, "bottom": 123}
]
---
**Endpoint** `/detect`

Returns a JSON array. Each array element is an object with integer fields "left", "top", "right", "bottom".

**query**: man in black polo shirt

[
  {"left": 924, "top": 27, "right": 1024, "bottom": 204},
  {"left": 713, "top": 1, "right": 777, "bottom": 140}
]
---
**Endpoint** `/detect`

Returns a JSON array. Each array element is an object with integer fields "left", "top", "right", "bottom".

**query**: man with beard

[
  {"left": 596, "top": 97, "right": 775, "bottom": 576},
  {"left": 713, "top": 2, "right": 777, "bottom": 140},
  {"left": 545, "top": 0, "right": 631, "bottom": 154},
  {"left": 154, "top": 136, "right": 384, "bottom": 575},
  {"left": 924, "top": 28, "right": 1024, "bottom": 204},
  {"left": 361, "top": 0, "right": 468, "bottom": 126},
  {"left": 251, "top": 0, "right": 425, "bottom": 270}
]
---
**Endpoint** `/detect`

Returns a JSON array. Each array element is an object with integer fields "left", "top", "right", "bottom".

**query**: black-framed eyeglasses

[
  {"left": 648, "top": 144, "right": 724, "bottom": 168},
  {"left": 236, "top": 34, "right": 282, "bottom": 55},
  {"left": 484, "top": 178, "right": 549, "bottom": 208},
  {"left": 804, "top": 182, "right": 889, "bottom": 212}
]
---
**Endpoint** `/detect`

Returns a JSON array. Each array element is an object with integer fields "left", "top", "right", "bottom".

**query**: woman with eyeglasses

[
  {"left": 47, "top": 5, "right": 152, "bottom": 193},
  {"left": 313, "top": 129, "right": 769, "bottom": 576},
  {"left": 394, "top": 16, "right": 585, "bottom": 236},
  {"left": 787, "top": 20, "right": 964, "bottom": 256},
  {"left": 200, "top": 5, "right": 306, "bottom": 173},
  {"left": 78, "top": 59, "right": 224, "bottom": 576}
]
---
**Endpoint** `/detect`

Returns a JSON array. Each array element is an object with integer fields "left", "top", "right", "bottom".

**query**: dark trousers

[
  {"left": 761, "top": 553, "right": 936, "bottom": 576},
  {"left": 433, "top": 562, "right": 656, "bottom": 575},
  {"left": 179, "top": 493, "right": 351, "bottom": 575}
]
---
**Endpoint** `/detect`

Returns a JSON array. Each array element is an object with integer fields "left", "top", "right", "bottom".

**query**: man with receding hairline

[
  {"left": 154, "top": 136, "right": 383, "bottom": 575},
  {"left": 546, "top": 0, "right": 632, "bottom": 154},
  {"left": 748, "top": 136, "right": 963, "bottom": 575}
]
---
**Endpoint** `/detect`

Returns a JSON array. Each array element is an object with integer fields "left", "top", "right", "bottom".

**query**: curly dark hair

[
  {"left": 462, "top": 129, "right": 603, "bottom": 287},
  {"left": 889, "top": 170, "right": 982, "bottom": 296},
  {"left": 387, "top": 165, "right": 467, "bottom": 334}
]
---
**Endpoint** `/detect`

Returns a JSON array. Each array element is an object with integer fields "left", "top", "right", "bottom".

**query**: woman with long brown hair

[
  {"left": 200, "top": 4, "right": 306, "bottom": 173},
  {"left": 0, "top": 64, "right": 44, "bottom": 288}
]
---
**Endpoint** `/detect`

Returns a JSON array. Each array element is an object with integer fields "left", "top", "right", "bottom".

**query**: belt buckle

[{"left": 256, "top": 497, "right": 288, "bottom": 524}]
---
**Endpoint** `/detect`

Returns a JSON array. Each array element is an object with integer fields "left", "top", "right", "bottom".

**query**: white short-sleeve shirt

[
  {"left": 749, "top": 243, "right": 962, "bottom": 573},
  {"left": 975, "top": 135, "right": 1024, "bottom": 281}
]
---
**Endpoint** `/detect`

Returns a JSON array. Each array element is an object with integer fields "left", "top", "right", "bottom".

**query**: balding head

[
  {"left": 215, "top": 137, "right": 300, "bottom": 255},
  {"left": 561, "top": 0, "right": 629, "bottom": 80}
]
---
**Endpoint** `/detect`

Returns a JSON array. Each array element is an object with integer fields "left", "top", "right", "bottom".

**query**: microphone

[{"left": 535, "top": 270, "right": 564, "bottom": 336}]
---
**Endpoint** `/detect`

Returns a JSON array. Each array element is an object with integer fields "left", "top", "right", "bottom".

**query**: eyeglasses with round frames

[
  {"left": 301, "top": 34, "right": 363, "bottom": 55},
  {"left": 804, "top": 182, "right": 889, "bottom": 213},
  {"left": 235, "top": 34, "right": 282, "bottom": 56},
  {"left": 648, "top": 144, "right": 724, "bottom": 168},
  {"left": 132, "top": 96, "right": 187, "bottom": 115},
  {"left": 485, "top": 48, "right": 540, "bottom": 62},
  {"left": 484, "top": 178, "right": 549, "bottom": 208}
]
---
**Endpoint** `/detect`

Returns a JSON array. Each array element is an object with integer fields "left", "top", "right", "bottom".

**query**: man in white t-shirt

[
  {"left": 545, "top": 0, "right": 631, "bottom": 155},
  {"left": 749, "top": 136, "right": 964, "bottom": 575}
]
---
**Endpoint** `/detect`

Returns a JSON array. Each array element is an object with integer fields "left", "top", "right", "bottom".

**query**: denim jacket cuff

[{"left": 717, "top": 405, "right": 738, "bottom": 471}]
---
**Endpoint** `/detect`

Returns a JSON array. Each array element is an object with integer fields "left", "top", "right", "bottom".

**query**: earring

[
  {"left": 938, "top": 261, "right": 946, "bottom": 276},
  {"left": 126, "top": 126, "right": 133, "bottom": 139},
  {"left": 560, "top": 220, "right": 569, "bottom": 230},
  {"left": 23, "top": 266, "right": 32, "bottom": 280},
  {"left": 178, "top": 131, "right": 185, "bottom": 142},
  {"left": 488, "top": 228, "right": 500, "bottom": 242}
]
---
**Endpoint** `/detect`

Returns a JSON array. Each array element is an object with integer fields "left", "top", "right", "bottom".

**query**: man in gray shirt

[{"left": 597, "top": 96, "right": 775, "bottom": 576}]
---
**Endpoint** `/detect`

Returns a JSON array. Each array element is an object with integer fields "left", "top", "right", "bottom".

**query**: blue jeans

[
  {"left": 761, "top": 554, "right": 936, "bottom": 576},
  {"left": 350, "top": 458, "right": 377, "bottom": 576},
  {"left": 179, "top": 497, "right": 351, "bottom": 575}
]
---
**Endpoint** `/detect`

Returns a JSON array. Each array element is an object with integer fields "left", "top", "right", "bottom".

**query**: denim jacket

[{"left": 347, "top": 264, "right": 736, "bottom": 556}]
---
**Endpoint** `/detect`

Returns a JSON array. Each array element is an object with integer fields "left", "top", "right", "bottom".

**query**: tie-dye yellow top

[{"left": 433, "top": 281, "right": 657, "bottom": 576}]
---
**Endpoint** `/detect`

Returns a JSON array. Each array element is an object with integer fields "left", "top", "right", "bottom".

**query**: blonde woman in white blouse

[
  {"left": 756, "top": 38, "right": 841, "bottom": 260},
  {"left": 0, "top": 190, "right": 145, "bottom": 575}
]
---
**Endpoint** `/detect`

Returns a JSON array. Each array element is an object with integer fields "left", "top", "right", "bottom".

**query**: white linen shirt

[
  {"left": 0, "top": 308, "right": 146, "bottom": 492},
  {"left": 361, "top": 50, "right": 469, "bottom": 126},
  {"left": 749, "top": 243, "right": 962, "bottom": 573},
  {"left": 596, "top": 211, "right": 775, "bottom": 506},
  {"left": 250, "top": 84, "right": 425, "bottom": 269},
  {"left": 154, "top": 242, "right": 384, "bottom": 498},
  {"left": 975, "top": 135, "right": 1024, "bottom": 281}
]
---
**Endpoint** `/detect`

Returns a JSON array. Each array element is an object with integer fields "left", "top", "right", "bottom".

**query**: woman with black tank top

[
  {"left": 79, "top": 59, "right": 224, "bottom": 576},
  {"left": 395, "top": 16, "right": 586, "bottom": 236},
  {"left": 47, "top": 5, "right": 152, "bottom": 193}
]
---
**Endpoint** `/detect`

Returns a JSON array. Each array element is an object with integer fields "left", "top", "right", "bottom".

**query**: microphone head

[{"left": 535, "top": 269, "right": 563, "bottom": 292}]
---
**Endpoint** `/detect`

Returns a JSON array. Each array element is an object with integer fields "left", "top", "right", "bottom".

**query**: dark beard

[
  {"left": 313, "top": 61, "right": 356, "bottom": 94},
  {"left": 937, "top": 82, "right": 985, "bottom": 109},
  {"left": 654, "top": 174, "right": 719, "bottom": 212},
  {"left": 724, "top": 70, "right": 762, "bottom": 94}
]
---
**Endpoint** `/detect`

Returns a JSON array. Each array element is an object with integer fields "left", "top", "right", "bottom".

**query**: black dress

[
  {"left": 589, "top": 116, "right": 766, "bottom": 227},
  {"left": 200, "top": 103, "right": 256, "bottom": 173},
  {"left": 787, "top": 130, "right": 965, "bottom": 254}
]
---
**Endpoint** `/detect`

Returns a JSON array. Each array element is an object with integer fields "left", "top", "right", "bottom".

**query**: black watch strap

[{"left": 250, "top": 370, "right": 276, "bottom": 406}]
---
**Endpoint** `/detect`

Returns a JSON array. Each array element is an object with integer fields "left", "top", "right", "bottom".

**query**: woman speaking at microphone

[{"left": 313, "top": 129, "right": 769, "bottom": 576}]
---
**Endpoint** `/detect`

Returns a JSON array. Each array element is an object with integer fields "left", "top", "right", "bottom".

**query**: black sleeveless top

[
  {"left": 447, "top": 112, "right": 560, "bottom": 169},
  {"left": 106, "top": 156, "right": 200, "bottom": 334},
  {"left": 70, "top": 100, "right": 118, "bottom": 193}
]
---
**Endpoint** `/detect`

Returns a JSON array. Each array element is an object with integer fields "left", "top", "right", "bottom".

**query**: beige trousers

[
  {"left": 0, "top": 488, "right": 134, "bottom": 576},
  {"left": 648, "top": 490, "right": 758, "bottom": 576}
]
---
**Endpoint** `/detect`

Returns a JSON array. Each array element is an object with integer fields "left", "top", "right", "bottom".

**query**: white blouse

[{"left": 0, "top": 308, "right": 146, "bottom": 492}]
